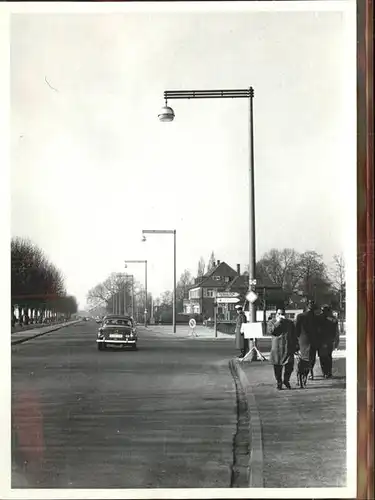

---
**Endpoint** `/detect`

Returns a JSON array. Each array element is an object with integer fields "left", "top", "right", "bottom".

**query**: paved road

[{"left": 11, "top": 321, "right": 239, "bottom": 489}]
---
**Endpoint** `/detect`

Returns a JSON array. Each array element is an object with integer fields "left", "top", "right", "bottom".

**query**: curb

[
  {"left": 11, "top": 321, "right": 81, "bottom": 345},
  {"left": 233, "top": 359, "right": 264, "bottom": 488}
]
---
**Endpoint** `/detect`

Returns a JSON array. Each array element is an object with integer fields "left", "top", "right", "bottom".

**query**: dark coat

[
  {"left": 267, "top": 318, "right": 297, "bottom": 365},
  {"left": 235, "top": 312, "right": 247, "bottom": 350},
  {"left": 295, "top": 310, "right": 320, "bottom": 362},
  {"left": 319, "top": 316, "right": 339, "bottom": 354}
]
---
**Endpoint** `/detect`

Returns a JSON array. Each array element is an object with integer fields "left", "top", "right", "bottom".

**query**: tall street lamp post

[
  {"left": 142, "top": 229, "right": 177, "bottom": 334},
  {"left": 124, "top": 260, "right": 148, "bottom": 327},
  {"left": 158, "top": 88, "right": 257, "bottom": 342}
]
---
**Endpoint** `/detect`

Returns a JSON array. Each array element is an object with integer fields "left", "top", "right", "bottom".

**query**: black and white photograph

[{"left": 1, "top": 1, "right": 357, "bottom": 498}]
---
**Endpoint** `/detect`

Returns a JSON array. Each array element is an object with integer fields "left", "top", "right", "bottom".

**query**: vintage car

[{"left": 97, "top": 314, "right": 137, "bottom": 351}]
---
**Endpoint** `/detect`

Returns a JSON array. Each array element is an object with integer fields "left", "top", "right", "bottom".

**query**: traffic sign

[
  {"left": 216, "top": 292, "right": 240, "bottom": 298},
  {"left": 249, "top": 279, "right": 257, "bottom": 286},
  {"left": 217, "top": 297, "right": 241, "bottom": 304},
  {"left": 189, "top": 318, "right": 196, "bottom": 329},
  {"left": 246, "top": 291, "right": 258, "bottom": 303}
]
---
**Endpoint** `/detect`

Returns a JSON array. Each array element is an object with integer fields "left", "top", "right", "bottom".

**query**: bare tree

[
  {"left": 87, "top": 272, "right": 135, "bottom": 314},
  {"left": 176, "top": 269, "right": 194, "bottom": 312},
  {"left": 296, "top": 251, "right": 331, "bottom": 303},
  {"left": 11, "top": 237, "right": 69, "bottom": 324},
  {"left": 330, "top": 253, "right": 346, "bottom": 326},
  {"left": 207, "top": 251, "right": 216, "bottom": 272},
  {"left": 330, "top": 254, "right": 346, "bottom": 291},
  {"left": 87, "top": 283, "right": 111, "bottom": 307},
  {"left": 55, "top": 295, "right": 78, "bottom": 319},
  {"left": 253, "top": 248, "right": 335, "bottom": 307},
  {"left": 155, "top": 290, "right": 174, "bottom": 323},
  {"left": 197, "top": 257, "right": 205, "bottom": 278},
  {"left": 256, "top": 249, "right": 301, "bottom": 290}
]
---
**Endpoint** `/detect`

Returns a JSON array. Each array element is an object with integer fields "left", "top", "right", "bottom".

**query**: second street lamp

[
  {"left": 142, "top": 229, "right": 177, "bottom": 334},
  {"left": 124, "top": 260, "right": 148, "bottom": 328}
]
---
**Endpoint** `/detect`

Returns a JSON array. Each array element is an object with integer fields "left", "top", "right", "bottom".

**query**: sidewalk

[
  {"left": 11, "top": 320, "right": 81, "bottom": 345},
  {"left": 11, "top": 320, "right": 70, "bottom": 334},
  {"left": 144, "top": 326, "right": 347, "bottom": 357},
  {"left": 144, "top": 324, "right": 234, "bottom": 339},
  {"left": 235, "top": 356, "right": 346, "bottom": 488}
]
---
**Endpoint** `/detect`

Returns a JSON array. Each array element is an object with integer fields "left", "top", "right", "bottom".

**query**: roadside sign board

[
  {"left": 217, "top": 297, "right": 240, "bottom": 304},
  {"left": 189, "top": 318, "right": 196, "bottom": 329},
  {"left": 241, "top": 322, "right": 264, "bottom": 338},
  {"left": 216, "top": 292, "right": 240, "bottom": 298}
]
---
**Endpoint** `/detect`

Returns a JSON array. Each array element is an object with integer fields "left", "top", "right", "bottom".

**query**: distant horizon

[{"left": 11, "top": 233, "right": 343, "bottom": 309}]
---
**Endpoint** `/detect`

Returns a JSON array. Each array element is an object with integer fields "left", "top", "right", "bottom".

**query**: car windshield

[{"left": 104, "top": 318, "right": 133, "bottom": 327}]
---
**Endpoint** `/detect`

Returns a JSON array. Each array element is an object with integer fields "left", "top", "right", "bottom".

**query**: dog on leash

[{"left": 295, "top": 353, "right": 310, "bottom": 388}]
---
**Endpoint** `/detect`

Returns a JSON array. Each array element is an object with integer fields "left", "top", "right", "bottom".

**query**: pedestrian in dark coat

[
  {"left": 267, "top": 307, "right": 298, "bottom": 390},
  {"left": 235, "top": 305, "right": 248, "bottom": 358},
  {"left": 295, "top": 301, "right": 321, "bottom": 379},
  {"left": 318, "top": 305, "right": 339, "bottom": 378}
]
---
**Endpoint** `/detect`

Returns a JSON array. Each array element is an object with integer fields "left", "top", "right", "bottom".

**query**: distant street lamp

[
  {"left": 115, "top": 272, "right": 128, "bottom": 315},
  {"left": 142, "top": 229, "right": 177, "bottom": 334},
  {"left": 158, "top": 88, "right": 257, "bottom": 352},
  {"left": 124, "top": 260, "right": 148, "bottom": 327},
  {"left": 124, "top": 274, "right": 135, "bottom": 318}
]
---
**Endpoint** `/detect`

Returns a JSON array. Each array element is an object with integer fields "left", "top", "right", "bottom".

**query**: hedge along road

[{"left": 11, "top": 320, "right": 242, "bottom": 489}]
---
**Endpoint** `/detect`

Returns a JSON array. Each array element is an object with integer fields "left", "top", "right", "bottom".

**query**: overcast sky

[{"left": 9, "top": 2, "right": 356, "bottom": 308}]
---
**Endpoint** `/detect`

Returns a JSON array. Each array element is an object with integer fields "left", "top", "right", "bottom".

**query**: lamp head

[
  {"left": 141, "top": 235, "right": 147, "bottom": 242},
  {"left": 124, "top": 263, "right": 128, "bottom": 268},
  {"left": 158, "top": 105, "right": 175, "bottom": 122}
]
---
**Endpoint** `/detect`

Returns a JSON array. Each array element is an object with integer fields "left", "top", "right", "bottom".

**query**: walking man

[
  {"left": 267, "top": 306, "right": 298, "bottom": 389},
  {"left": 235, "top": 305, "right": 248, "bottom": 358},
  {"left": 319, "top": 305, "right": 339, "bottom": 378},
  {"left": 295, "top": 301, "right": 321, "bottom": 380}
]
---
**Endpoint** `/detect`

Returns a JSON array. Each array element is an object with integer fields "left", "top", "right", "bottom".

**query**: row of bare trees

[
  {"left": 11, "top": 237, "right": 78, "bottom": 326},
  {"left": 255, "top": 249, "right": 346, "bottom": 311},
  {"left": 86, "top": 273, "right": 152, "bottom": 323}
]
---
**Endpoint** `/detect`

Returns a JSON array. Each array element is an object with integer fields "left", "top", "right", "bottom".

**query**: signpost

[
  {"left": 213, "top": 303, "right": 218, "bottom": 338},
  {"left": 216, "top": 297, "right": 240, "bottom": 304},
  {"left": 189, "top": 318, "right": 197, "bottom": 337},
  {"left": 240, "top": 322, "right": 267, "bottom": 362},
  {"left": 246, "top": 290, "right": 258, "bottom": 303},
  {"left": 217, "top": 292, "right": 240, "bottom": 298},
  {"left": 244, "top": 285, "right": 260, "bottom": 362}
]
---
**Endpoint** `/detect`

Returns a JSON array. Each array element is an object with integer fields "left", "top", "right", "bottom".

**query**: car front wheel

[{"left": 98, "top": 343, "right": 105, "bottom": 351}]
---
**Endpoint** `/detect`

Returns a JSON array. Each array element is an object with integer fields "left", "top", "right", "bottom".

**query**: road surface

[{"left": 11, "top": 321, "right": 238, "bottom": 488}]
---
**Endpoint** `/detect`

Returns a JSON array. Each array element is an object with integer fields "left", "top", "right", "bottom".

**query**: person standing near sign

[
  {"left": 235, "top": 305, "right": 248, "bottom": 358},
  {"left": 267, "top": 307, "right": 298, "bottom": 390}
]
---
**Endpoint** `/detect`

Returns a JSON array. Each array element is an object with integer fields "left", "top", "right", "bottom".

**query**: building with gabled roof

[
  {"left": 183, "top": 259, "right": 306, "bottom": 322},
  {"left": 183, "top": 260, "right": 240, "bottom": 319}
]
